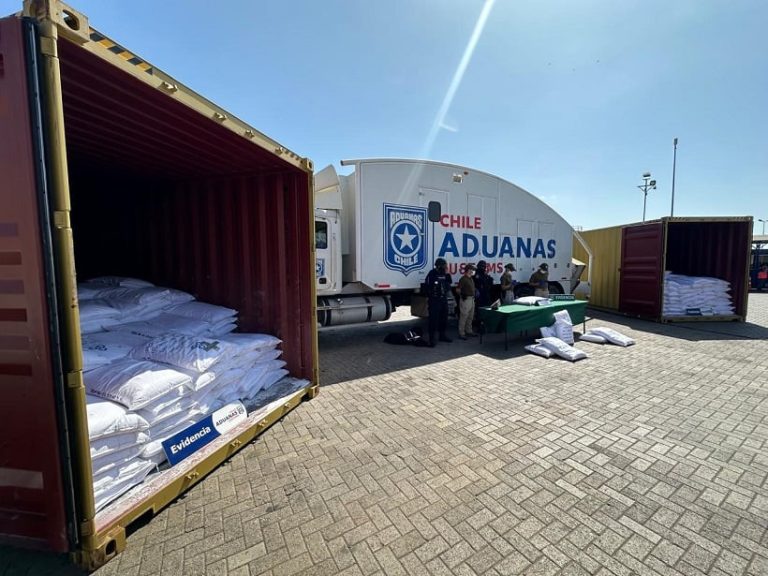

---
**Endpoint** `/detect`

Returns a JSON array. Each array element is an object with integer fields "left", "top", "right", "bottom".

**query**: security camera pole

[{"left": 638, "top": 172, "right": 657, "bottom": 223}]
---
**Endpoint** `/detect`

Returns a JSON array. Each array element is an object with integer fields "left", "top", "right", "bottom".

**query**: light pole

[
  {"left": 759, "top": 218, "right": 767, "bottom": 235},
  {"left": 670, "top": 138, "right": 678, "bottom": 216},
  {"left": 638, "top": 172, "right": 657, "bottom": 223}
]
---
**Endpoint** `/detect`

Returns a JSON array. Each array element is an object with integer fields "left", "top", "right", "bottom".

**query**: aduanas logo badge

[{"left": 383, "top": 203, "right": 427, "bottom": 275}]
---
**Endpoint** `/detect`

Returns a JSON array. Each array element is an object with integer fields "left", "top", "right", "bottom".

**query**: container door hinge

[
  {"left": 53, "top": 210, "right": 70, "bottom": 229},
  {"left": 39, "top": 36, "right": 58, "bottom": 57},
  {"left": 66, "top": 370, "right": 82, "bottom": 389}
]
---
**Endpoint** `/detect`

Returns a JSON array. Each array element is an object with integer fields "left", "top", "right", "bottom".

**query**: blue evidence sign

[{"left": 162, "top": 402, "right": 248, "bottom": 466}]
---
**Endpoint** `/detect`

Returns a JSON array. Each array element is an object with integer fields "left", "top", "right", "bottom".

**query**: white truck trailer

[{"left": 314, "top": 158, "right": 586, "bottom": 326}]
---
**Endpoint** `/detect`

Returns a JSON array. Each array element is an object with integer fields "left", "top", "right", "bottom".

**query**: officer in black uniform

[
  {"left": 424, "top": 257, "right": 453, "bottom": 347},
  {"left": 474, "top": 260, "right": 494, "bottom": 308}
]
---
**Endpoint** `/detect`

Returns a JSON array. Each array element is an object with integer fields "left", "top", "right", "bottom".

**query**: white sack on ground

[
  {"left": 524, "top": 344, "right": 554, "bottom": 358},
  {"left": 84, "top": 359, "right": 193, "bottom": 410},
  {"left": 579, "top": 333, "right": 607, "bottom": 344},
  {"left": 552, "top": 310, "right": 575, "bottom": 345},
  {"left": 588, "top": 327, "right": 635, "bottom": 347},
  {"left": 536, "top": 337, "right": 588, "bottom": 362},
  {"left": 86, "top": 394, "right": 149, "bottom": 440},
  {"left": 539, "top": 325, "right": 556, "bottom": 339}
]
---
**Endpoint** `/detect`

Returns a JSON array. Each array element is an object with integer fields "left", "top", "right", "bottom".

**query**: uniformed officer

[
  {"left": 474, "top": 260, "right": 494, "bottom": 308},
  {"left": 529, "top": 263, "right": 550, "bottom": 297},
  {"left": 424, "top": 257, "right": 453, "bottom": 346}
]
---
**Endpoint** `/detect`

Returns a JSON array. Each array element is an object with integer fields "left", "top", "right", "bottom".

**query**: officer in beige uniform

[
  {"left": 457, "top": 264, "right": 478, "bottom": 340},
  {"left": 529, "top": 263, "right": 550, "bottom": 298}
]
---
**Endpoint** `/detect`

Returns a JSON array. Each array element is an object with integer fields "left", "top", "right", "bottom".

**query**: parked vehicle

[{"left": 315, "top": 159, "right": 588, "bottom": 325}]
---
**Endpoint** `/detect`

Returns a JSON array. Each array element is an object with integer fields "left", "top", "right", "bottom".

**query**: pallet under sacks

[{"left": 78, "top": 276, "right": 305, "bottom": 512}]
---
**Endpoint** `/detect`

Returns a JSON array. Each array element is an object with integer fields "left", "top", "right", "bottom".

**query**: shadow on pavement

[{"left": 0, "top": 546, "right": 85, "bottom": 575}]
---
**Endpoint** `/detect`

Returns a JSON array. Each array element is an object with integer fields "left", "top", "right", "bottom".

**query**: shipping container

[
  {"left": 0, "top": 1, "right": 318, "bottom": 568},
  {"left": 620, "top": 217, "right": 752, "bottom": 321},
  {"left": 575, "top": 217, "right": 752, "bottom": 321},
  {"left": 572, "top": 226, "right": 622, "bottom": 310}
]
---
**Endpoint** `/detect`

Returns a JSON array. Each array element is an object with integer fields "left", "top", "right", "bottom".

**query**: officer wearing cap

[
  {"left": 423, "top": 257, "right": 453, "bottom": 346},
  {"left": 500, "top": 263, "right": 517, "bottom": 304},
  {"left": 529, "top": 263, "right": 550, "bottom": 298},
  {"left": 474, "top": 260, "right": 494, "bottom": 308}
]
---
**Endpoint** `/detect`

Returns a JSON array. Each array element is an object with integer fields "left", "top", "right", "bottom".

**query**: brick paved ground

[{"left": 2, "top": 294, "right": 767, "bottom": 575}]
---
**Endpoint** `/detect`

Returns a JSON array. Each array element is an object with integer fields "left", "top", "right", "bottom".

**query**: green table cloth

[{"left": 477, "top": 300, "right": 588, "bottom": 348}]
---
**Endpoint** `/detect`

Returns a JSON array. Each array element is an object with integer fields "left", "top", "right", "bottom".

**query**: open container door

[
  {"left": 618, "top": 222, "right": 665, "bottom": 319},
  {"left": 0, "top": 15, "right": 76, "bottom": 552},
  {"left": 3, "top": 0, "right": 319, "bottom": 567}
]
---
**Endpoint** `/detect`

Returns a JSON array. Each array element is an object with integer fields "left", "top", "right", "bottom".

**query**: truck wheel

[
  {"left": 548, "top": 282, "right": 564, "bottom": 295},
  {"left": 514, "top": 284, "right": 534, "bottom": 298}
]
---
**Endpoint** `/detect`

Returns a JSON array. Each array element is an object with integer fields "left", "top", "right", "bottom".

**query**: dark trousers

[{"left": 428, "top": 298, "right": 448, "bottom": 342}]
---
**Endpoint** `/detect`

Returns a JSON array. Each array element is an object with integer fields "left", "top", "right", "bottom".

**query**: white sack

[
  {"left": 254, "top": 369, "right": 288, "bottom": 393},
  {"left": 514, "top": 296, "right": 547, "bottom": 306},
  {"left": 86, "top": 394, "right": 149, "bottom": 440},
  {"left": 524, "top": 344, "right": 554, "bottom": 358},
  {"left": 552, "top": 310, "right": 575, "bottom": 345},
  {"left": 218, "top": 333, "right": 281, "bottom": 353},
  {"left": 167, "top": 301, "right": 237, "bottom": 324},
  {"left": 238, "top": 360, "right": 287, "bottom": 395},
  {"left": 135, "top": 394, "right": 197, "bottom": 427},
  {"left": 91, "top": 445, "right": 143, "bottom": 477},
  {"left": 81, "top": 331, "right": 149, "bottom": 372},
  {"left": 208, "top": 321, "right": 237, "bottom": 337},
  {"left": 579, "top": 333, "right": 607, "bottom": 344},
  {"left": 131, "top": 335, "right": 233, "bottom": 373},
  {"left": 90, "top": 431, "right": 149, "bottom": 460},
  {"left": 588, "top": 327, "right": 635, "bottom": 347},
  {"left": 84, "top": 359, "right": 193, "bottom": 410},
  {"left": 540, "top": 324, "right": 556, "bottom": 339},
  {"left": 87, "top": 276, "right": 154, "bottom": 288},
  {"left": 536, "top": 337, "right": 588, "bottom": 362},
  {"left": 79, "top": 299, "right": 121, "bottom": 323},
  {"left": 93, "top": 460, "right": 155, "bottom": 512}
]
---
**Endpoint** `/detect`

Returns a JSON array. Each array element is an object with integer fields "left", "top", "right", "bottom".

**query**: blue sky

[{"left": 3, "top": 0, "right": 766, "bottom": 232}]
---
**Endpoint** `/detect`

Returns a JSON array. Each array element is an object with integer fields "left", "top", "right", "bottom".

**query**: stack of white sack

[
  {"left": 662, "top": 272, "right": 734, "bottom": 316},
  {"left": 126, "top": 333, "right": 285, "bottom": 465},
  {"left": 78, "top": 277, "right": 238, "bottom": 335},
  {"left": 86, "top": 394, "right": 153, "bottom": 511}
]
